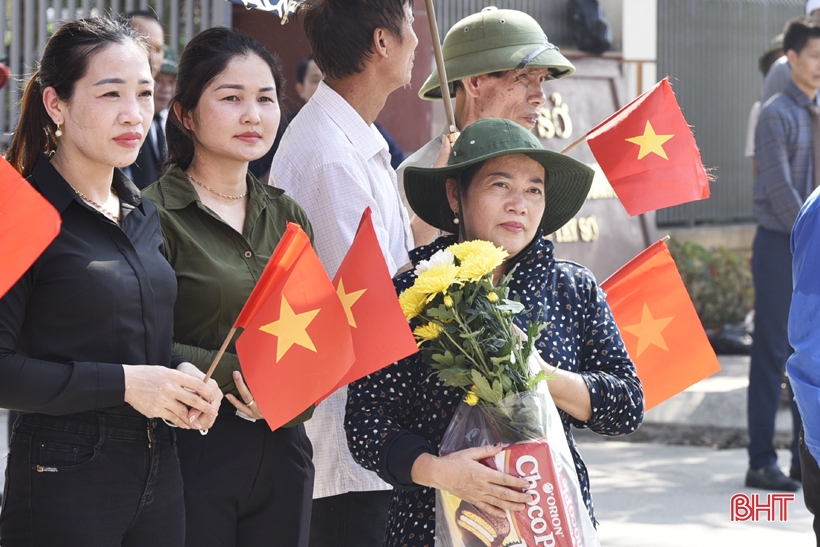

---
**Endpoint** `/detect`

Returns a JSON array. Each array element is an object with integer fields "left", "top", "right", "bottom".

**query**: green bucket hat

[
  {"left": 419, "top": 7, "right": 575, "bottom": 100},
  {"left": 404, "top": 119, "right": 594, "bottom": 236}
]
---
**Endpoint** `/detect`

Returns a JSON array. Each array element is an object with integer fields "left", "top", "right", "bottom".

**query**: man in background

[
  {"left": 154, "top": 47, "right": 177, "bottom": 133},
  {"left": 269, "top": 2, "right": 417, "bottom": 546},
  {"left": 396, "top": 7, "right": 575, "bottom": 244},
  {"left": 748, "top": 15, "right": 820, "bottom": 492},
  {"left": 288, "top": 53, "right": 407, "bottom": 169},
  {"left": 124, "top": 11, "right": 166, "bottom": 188}
]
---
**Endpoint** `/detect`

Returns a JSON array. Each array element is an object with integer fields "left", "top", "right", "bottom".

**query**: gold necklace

[
  {"left": 70, "top": 184, "right": 120, "bottom": 224},
  {"left": 186, "top": 172, "right": 248, "bottom": 200}
]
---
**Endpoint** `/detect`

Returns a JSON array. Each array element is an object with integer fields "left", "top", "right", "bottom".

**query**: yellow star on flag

[
  {"left": 621, "top": 302, "right": 675, "bottom": 357},
  {"left": 259, "top": 296, "right": 321, "bottom": 361},
  {"left": 625, "top": 120, "right": 674, "bottom": 160},
  {"left": 337, "top": 279, "right": 366, "bottom": 328}
]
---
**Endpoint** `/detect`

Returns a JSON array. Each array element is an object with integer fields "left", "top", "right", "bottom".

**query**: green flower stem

[{"left": 450, "top": 297, "right": 493, "bottom": 376}]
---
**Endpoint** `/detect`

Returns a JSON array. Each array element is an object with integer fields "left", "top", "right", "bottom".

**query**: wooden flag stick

[
  {"left": 561, "top": 134, "right": 588, "bottom": 154},
  {"left": 424, "top": 0, "right": 457, "bottom": 135},
  {"left": 203, "top": 326, "right": 238, "bottom": 383}
]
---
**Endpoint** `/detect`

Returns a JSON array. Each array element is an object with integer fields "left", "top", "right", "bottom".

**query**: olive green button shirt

[{"left": 143, "top": 165, "right": 314, "bottom": 402}]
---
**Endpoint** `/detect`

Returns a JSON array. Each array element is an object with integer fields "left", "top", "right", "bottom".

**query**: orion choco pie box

[{"left": 439, "top": 439, "right": 585, "bottom": 547}]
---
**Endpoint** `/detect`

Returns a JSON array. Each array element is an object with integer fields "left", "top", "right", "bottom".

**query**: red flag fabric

[
  {"left": 235, "top": 224, "right": 354, "bottom": 430},
  {"left": 0, "top": 156, "right": 61, "bottom": 298},
  {"left": 586, "top": 78, "right": 710, "bottom": 216},
  {"left": 602, "top": 240, "right": 720, "bottom": 410},
  {"left": 321, "top": 207, "right": 418, "bottom": 400}
]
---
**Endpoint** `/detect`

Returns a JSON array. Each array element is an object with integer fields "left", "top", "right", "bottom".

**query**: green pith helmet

[
  {"left": 419, "top": 7, "right": 575, "bottom": 100},
  {"left": 404, "top": 118, "right": 593, "bottom": 236},
  {"left": 161, "top": 46, "right": 178, "bottom": 76}
]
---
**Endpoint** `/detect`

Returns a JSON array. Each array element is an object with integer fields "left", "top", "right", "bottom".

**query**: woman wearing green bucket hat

[{"left": 345, "top": 119, "right": 644, "bottom": 547}]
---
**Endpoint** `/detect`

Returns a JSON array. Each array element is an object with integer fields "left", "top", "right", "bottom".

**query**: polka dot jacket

[{"left": 345, "top": 234, "right": 645, "bottom": 547}]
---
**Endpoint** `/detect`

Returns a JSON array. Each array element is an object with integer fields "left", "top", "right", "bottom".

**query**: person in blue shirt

[
  {"left": 747, "top": 14, "right": 820, "bottom": 492},
  {"left": 787, "top": 185, "right": 820, "bottom": 542}
]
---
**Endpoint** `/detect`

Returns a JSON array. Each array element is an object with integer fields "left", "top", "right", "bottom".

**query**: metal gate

[
  {"left": 656, "top": 0, "right": 804, "bottom": 226},
  {"left": 0, "top": 0, "right": 231, "bottom": 148}
]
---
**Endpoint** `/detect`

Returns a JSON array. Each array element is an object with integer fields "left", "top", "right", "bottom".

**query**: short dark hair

[
  {"left": 296, "top": 54, "right": 314, "bottom": 84},
  {"left": 783, "top": 15, "right": 820, "bottom": 55},
  {"left": 166, "top": 27, "right": 285, "bottom": 170},
  {"left": 7, "top": 17, "right": 148, "bottom": 177},
  {"left": 301, "top": 0, "right": 412, "bottom": 80}
]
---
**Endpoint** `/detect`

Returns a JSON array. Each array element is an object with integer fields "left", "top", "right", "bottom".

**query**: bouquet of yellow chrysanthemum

[
  {"left": 401, "top": 240, "right": 600, "bottom": 547},
  {"left": 400, "top": 239, "right": 550, "bottom": 436}
]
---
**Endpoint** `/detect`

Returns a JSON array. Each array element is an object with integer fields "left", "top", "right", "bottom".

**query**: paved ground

[
  {"left": 0, "top": 354, "right": 815, "bottom": 545},
  {"left": 578, "top": 434, "right": 814, "bottom": 546}
]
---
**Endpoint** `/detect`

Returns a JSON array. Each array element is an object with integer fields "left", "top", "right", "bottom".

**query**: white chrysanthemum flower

[{"left": 414, "top": 249, "right": 455, "bottom": 277}]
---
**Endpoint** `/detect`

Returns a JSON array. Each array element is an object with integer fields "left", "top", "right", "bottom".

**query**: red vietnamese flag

[
  {"left": 0, "top": 156, "right": 61, "bottom": 298},
  {"left": 235, "top": 223, "right": 354, "bottom": 430},
  {"left": 601, "top": 240, "right": 720, "bottom": 410},
  {"left": 586, "top": 78, "right": 710, "bottom": 216},
  {"left": 320, "top": 207, "right": 418, "bottom": 401}
]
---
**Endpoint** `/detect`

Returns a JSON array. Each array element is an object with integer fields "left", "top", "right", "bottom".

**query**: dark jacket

[{"left": 345, "top": 234, "right": 645, "bottom": 547}]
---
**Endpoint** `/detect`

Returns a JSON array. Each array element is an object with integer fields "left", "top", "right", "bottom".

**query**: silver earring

[{"left": 54, "top": 123, "right": 63, "bottom": 138}]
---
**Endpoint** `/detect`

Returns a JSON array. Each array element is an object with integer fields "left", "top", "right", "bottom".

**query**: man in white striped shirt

[{"left": 269, "top": 1, "right": 417, "bottom": 546}]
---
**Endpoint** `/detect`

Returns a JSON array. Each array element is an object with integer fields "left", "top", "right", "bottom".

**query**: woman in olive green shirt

[{"left": 142, "top": 28, "right": 314, "bottom": 547}]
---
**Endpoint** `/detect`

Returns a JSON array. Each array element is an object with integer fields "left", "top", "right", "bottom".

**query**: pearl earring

[
  {"left": 54, "top": 123, "right": 63, "bottom": 138},
  {"left": 453, "top": 212, "right": 460, "bottom": 225}
]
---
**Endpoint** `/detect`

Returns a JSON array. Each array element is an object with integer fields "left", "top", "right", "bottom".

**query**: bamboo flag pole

[
  {"left": 203, "top": 327, "right": 238, "bottom": 384},
  {"left": 561, "top": 134, "right": 588, "bottom": 155},
  {"left": 424, "top": 0, "right": 457, "bottom": 135}
]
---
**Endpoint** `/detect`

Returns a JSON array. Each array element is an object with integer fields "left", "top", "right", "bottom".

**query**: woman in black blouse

[
  {"left": 345, "top": 119, "right": 644, "bottom": 547},
  {"left": 0, "top": 17, "right": 221, "bottom": 547}
]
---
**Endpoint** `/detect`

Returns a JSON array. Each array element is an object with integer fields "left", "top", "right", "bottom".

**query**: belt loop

[{"left": 96, "top": 413, "right": 107, "bottom": 449}]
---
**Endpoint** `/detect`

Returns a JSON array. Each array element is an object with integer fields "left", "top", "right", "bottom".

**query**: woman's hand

[
  {"left": 176, "top": 362, "right": 223, "bottom": 429},
  {"left": 122, "top": 364, "right": 220, "bottom": 429},
  {"left": 411, "top": 444, "right": 532, "bottom": 518},
  {"left": 225, "top": 370, "right": 265, "bottom": 420}
]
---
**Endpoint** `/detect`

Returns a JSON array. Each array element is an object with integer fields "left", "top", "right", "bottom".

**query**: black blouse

[{"left": 0, "top": 156, "right": 184, "bottom": 416}]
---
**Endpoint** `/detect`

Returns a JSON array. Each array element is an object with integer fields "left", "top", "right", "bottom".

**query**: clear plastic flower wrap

[{"left": 436, "top": 374, "right": 600, "bottom": 547}]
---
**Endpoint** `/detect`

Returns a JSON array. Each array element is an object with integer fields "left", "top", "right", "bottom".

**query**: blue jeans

[
  {"left": 0, "top": 411, "right": 184, "bottom": 547},
  {"left": 748, "top": 226, "right": 802, "bottom": 470}
]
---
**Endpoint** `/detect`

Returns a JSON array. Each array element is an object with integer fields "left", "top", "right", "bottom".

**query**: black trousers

[
  {"left": 0, "top": 411, "right": 184, "bottom": 547},
  {"left": 799, "top": 428, "right": 820, "bottom": 546},
  {"left": 176, "top": 407, "right": 314, "bottom": 547},
  {"left": 748, "top": 227, "right": 802, "bottom": 470},
  {"left": 309, "top": 490, "right": 392, "bottom": 547}
]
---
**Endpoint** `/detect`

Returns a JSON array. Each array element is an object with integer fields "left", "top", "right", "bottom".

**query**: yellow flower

[
  {"left": 449, "top": 241, "right": 509, "bottom": 283},
  {"left": 443, "top": 295, "right": 454, "bottom": 308},
  {"left": 414, "top": 264, "right": 460, "bottom": 298},
  {"left": 487, "top": 292, "right": 499, "bottom": 303},
  {"left": 464, "top": 391, "right": 479, "bottom": 406},
  {"left": 399, "top": 287, "right": 427, "bottom": 321},
  {"left": 414, "top": 321, "right": 444, "bottom": 343}
]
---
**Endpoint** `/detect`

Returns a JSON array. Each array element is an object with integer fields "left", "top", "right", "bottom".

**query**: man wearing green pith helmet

[{"left": 398, "top": 6, "right": 576, "bottom": 244}]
